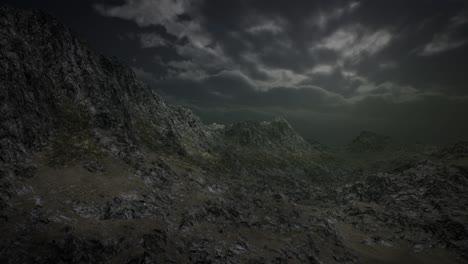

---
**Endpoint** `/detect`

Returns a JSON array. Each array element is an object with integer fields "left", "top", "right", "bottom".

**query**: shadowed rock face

[{"left": 1, "top": 5, "right": 467, "bottom": 264}]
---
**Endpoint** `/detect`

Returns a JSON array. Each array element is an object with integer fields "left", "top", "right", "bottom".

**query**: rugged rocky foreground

[{"left": 1, "top": 6, "right": 467, "bottom": 264}]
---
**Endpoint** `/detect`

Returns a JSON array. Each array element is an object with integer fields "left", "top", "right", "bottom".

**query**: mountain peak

[{"left": 223, "top": 117, "right": 309, "bottom": 151}]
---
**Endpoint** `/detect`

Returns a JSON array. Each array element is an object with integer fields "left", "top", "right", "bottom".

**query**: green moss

[
  {"left": 133, "top": 117, "right": 157, "bottom": 150},
  {"left": 212, "top": 146, "right": 320, "bottom": 173},
  {"left": 46, "top": 102, "right": 104, "bottom": 167}
]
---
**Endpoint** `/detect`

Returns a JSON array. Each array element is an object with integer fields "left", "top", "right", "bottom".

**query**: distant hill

[{"left": 348, "top": 130, "right": 393, "bottom": 152}]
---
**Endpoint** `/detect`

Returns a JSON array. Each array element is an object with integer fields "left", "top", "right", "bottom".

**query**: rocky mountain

[
  {"left": 222, "top": 118, "right": 310, "bottom": 152},
  {"left": 0, "top": 5, "right": 215, "bottom": 164},
  {"left": 1, "top": 5, "right": 467, "bottom": 264}
]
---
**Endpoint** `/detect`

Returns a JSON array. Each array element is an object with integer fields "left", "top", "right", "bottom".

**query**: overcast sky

[{"left": 3, "top": 0, "right": 468, "bottom": 144}]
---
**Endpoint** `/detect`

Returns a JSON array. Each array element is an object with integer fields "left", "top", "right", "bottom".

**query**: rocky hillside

[
  {"left": 434, "top": 141, "right": 468, "bottom": 160},
  {"left": 336, "top": 160, "right": 468, "bottom": 259},
  {"left": 0, "top": 5, "right": 216, "bottom": 164},
  {"left": 1, "top": 5, "right": 467, "bottom": 264}
]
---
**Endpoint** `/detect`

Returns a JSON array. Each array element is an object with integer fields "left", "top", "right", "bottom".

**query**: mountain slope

[{"left": 0, "top": 5, "right": 214, "bottom": 164}]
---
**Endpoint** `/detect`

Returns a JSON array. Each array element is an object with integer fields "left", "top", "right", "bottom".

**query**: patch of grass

[
  {"left": 46, "top": 102, "right": 104, "bottom": 167},
  {"left": 212, "top": 146, "right": 320, "bottom": 174},
  {"left": 133, "top": 117, "right": 160, "bottom": 151}
]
